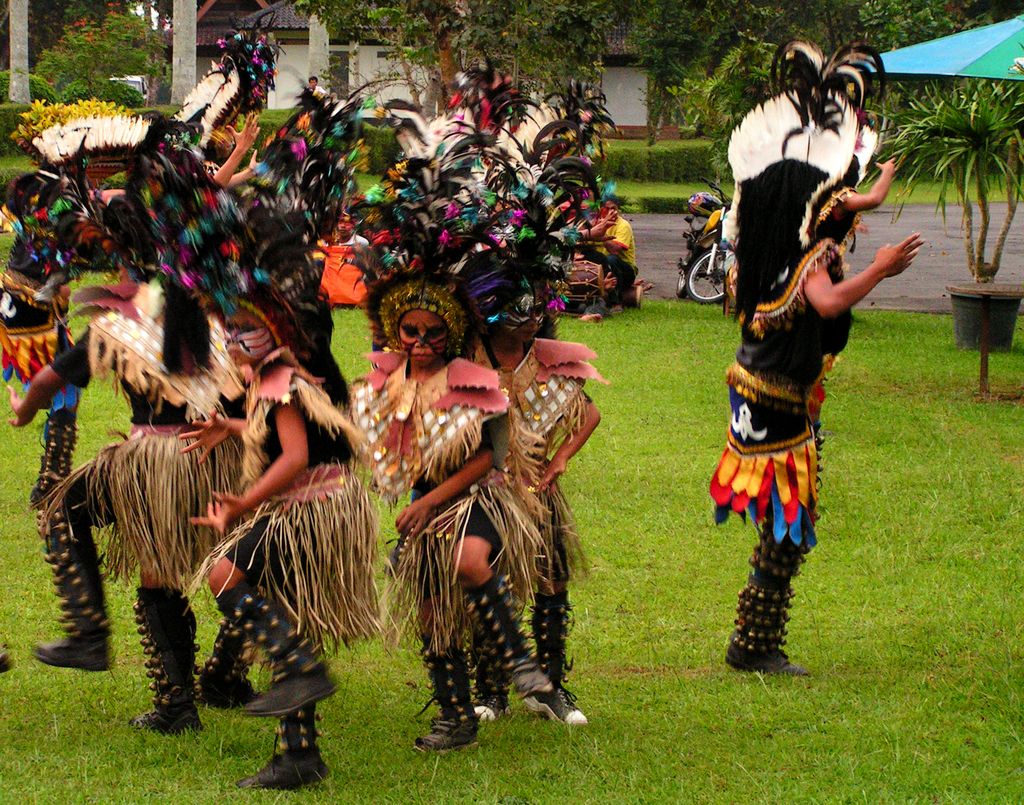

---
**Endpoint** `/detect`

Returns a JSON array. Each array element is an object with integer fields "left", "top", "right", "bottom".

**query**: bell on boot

[
  {"left": 197, "top": 620, "right": 257, "bottom": 708},
  {"left": 465, "top": 575, "right": 552, "bottom": 699}
]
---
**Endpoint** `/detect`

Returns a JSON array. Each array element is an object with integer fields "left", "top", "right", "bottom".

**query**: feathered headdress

[
  {"left": 727, "top": 40, "right": 879, "bottom": 322},
  {"left": 175, "top": 22, "right": 278, "bottom": 146},
  {"left": 444, "top": 69, "right": 607, "bottom": 325},
  {"left": 360, "top": 103, "right": 510, "bottom": 357}
]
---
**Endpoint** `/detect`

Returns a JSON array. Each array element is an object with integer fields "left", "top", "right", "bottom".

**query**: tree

[
  {"left": 170, "top": 0, "right": 195, "bottom": 105},
  {"left": 36, "top": 9, "right": 168, "bottom": 99},
  {"left": 8, "top": 0, "right": 29, "bottom": 101},
  {"left": 296, "top": 0, "right": 620, "bottom": 111},
  {"left": 627, "top": 0, "right": 701, "bottom": 143},
  {"left": 888, "top": 81, "right": 1023, "bottom": 282}
]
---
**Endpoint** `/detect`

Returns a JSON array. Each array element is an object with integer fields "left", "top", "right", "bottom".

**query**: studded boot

[
  {"left": 523, "top": 590, "right": 588, "bottom": 724},
  {"left": 129, "top": 588, "right": 202, "bottom": 734},
  {"left": 726, "top": 522, "right": 811, "bottom": 676},
  {"left": 196, "top": 617, "right": 256, "bottom": 708},
  {"left": 34, "top": 503, "right": 109, "bottom": 672},
  {"left": 471, "top": 621, "right": 510, "bottom": 721},
  {"left": 215, "top": 582, "right": 335, "bottom": 718},
  {"left": 30, "top": 409, "right": 77, "bottom": 507},
  {"left": 416, "top": 639, "right": 478, "bottom": 752},
  {"left": 237, "top": 705, "right": 328, "bottom": 789},
  {"left": 464, "top": 574, "right": 552, "bottom": 698}
]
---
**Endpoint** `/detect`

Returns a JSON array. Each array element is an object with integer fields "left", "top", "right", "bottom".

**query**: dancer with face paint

[
  {"left": 351, "top": 99, "right": 554, "bottom": 752},
  {"left": 184, "top": 90, "right": 377, "bottom": 790}
]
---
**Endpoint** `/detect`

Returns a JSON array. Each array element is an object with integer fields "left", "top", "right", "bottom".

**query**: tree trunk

[
  {"left": 974, "top": 169, "right": 993, "bottom": 282},
  {"left": 171, "top": 0, "right": 197, "bottom": 105},
  {"left": 308, "top": 14, "right": 331, "bottom": 91},
  {"left": 349, "top": 40, "right": 360, "bottom": 95},
  {"left": 961, "top": 178, "right": 976, "bottom": 279},
  {"left": 991, "top": 137, "right": 1019, "bottom": 278},
  {"left": 8, "top": 0, "right": 29, "bottom": 103}
]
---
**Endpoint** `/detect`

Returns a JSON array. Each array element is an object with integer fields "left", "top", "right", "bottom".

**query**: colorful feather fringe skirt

[{"left": 710, "top": 381, "right": 818, "bottom": 548}]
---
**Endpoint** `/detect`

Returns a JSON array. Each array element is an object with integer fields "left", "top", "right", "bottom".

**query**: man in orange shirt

[{"left": 319, "top": 213, "right": 370, "bottom": 307}]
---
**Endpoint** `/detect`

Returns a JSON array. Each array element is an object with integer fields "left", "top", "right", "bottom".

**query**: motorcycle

[{"left": 677, "top": 181, "right": 731, "bottom": 304}]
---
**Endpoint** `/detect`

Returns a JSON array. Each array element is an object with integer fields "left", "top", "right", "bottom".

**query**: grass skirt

[
  {"left": 43, "top": 430, "right": 241, "bottom": 589},
  {"left": 388, "top": 476, "right": 543, "bottom": 649},
  {"left": 195, "top": 464, "right": 380, "bottom": 653},
  {"left": 536, "top": 482, "right": 586, "bottom": 586}
]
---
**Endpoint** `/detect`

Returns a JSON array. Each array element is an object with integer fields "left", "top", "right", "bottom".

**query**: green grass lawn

[{"left": 0, "top": 300, "right": 1022, "bottom": 802}]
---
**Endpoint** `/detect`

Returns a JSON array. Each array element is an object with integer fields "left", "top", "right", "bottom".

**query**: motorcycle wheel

[
  {"left": 686, "top": 249, "right": 727, "bottom": 304},
  {"left": 675, "top": 258, "right": 689, "bottom": 298}
]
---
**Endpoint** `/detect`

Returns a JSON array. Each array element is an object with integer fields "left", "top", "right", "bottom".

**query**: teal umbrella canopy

[{"left": 881, "top": 15, "right": 1024, "bottom": 80}]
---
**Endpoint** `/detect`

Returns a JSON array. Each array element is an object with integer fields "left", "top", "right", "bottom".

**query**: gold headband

[{"left": 378, "top": 278, "right": 468, "bottom": 357}]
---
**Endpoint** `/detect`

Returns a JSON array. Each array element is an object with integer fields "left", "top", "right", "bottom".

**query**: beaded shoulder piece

[
  {"left": 75, "top": 282, "right": 242, "bottom": 419},
  {"left": 743, "top": 238, "right": 844, "bottom": 338},
  {"left": 351, "top": 352, "right": 508, "bottom": 502},
  {"left": 474, "top": 338, "right": 605, "bottom": 484}
]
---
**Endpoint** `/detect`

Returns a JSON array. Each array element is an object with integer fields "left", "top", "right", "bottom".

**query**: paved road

[{"left": 631, "top": 204, "right": 1024, "bottom": 312}]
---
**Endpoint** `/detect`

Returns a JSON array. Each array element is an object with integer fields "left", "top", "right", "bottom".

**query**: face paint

[
  {"left": 398, "top": 321, "right": 448, "bottom": 354},
  {"left": 227, "top": 326, "right": 275, "bottom": 360}
]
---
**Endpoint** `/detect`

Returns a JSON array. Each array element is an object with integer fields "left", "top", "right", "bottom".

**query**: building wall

[
  {"left": 199, "top": 35, "right": 647, "bottom": 125},
  {"left": 601, "top": 66, "right": 647, "bottom": 127}
]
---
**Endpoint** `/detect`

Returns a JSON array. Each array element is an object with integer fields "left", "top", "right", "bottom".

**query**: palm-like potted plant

[{"left": 888, "top": 80, "right": 1024, "bottom": 349}]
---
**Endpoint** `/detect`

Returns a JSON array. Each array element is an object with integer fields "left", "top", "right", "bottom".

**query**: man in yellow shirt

[{"left": 581, "top": 197, "right": 637, "bottom": 308}]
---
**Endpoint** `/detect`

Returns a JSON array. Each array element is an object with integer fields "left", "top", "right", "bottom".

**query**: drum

[{"left": 566, "top": 259, "right": 604, "bottom": 307}]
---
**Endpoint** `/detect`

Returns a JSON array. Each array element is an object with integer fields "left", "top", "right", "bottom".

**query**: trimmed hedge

[
  {"left": 0, "top": 72, "right": 58, "bottom": 104},
  {"left": 0, "top": 104, "right": 31, "bottom": 157},
  {"left": 596, "top": 140, "right": 717, "bottom": 183},
  {"left": 61, "top": 80, "right": 144, "bottom": 107}
]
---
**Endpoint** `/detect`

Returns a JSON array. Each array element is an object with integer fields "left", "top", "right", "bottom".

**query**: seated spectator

[
  {"left": 576, "top": 196, "right": 638, "bottom": 308},
  {"left": 318, "top": 213, "right": 370, "bottom": 307}
]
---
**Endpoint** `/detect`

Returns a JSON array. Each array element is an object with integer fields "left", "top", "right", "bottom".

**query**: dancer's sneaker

[
  {"left": 474, "top": 693, "right": 511, "bottom": 722},
  {"left": 414, "top": 717, "right": 478, "bottom": 752},
  {"left": 523, "top": 686, "right": 588, "bottom": 725},
  {"left": 725, "top": 643, "right": 809, "bottom": 676}
]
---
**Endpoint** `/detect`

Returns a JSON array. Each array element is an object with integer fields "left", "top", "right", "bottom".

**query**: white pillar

[
  {"left": 8, "top": 0, "right": 30, "bottom": 102},
  {"left": 171, "top": 0, "right": 197, "bottom": 104},
  {"left": 308, "top": 14, "right": 330, "bottom": 88}
]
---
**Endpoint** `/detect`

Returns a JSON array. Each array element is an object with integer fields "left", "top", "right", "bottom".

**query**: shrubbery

[
  {"left": 596, "top": 140, "right": 717, "bottom": 183},
  {"left": 0, "top": 72, "right": 58, "bottom": 104},
  {"left": 60, "top": 80, "right": 144, "bottom": 107}
]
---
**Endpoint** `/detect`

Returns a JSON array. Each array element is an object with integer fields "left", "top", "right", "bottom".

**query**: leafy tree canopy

[{"left": 35, "top": 8, "right": 168, "bottom": 99}]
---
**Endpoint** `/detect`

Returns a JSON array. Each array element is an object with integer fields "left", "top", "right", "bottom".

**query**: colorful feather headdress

[
  {"left": 175, "top": 21, "right": 278, "bottom": 147},
  {"left": 360, "top": 102, "right": 509, "bottom": 356}
]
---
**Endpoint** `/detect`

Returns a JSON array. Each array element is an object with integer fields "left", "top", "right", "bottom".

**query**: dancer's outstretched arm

[{"left": 804, "top": 232, "right": 923, "bottom": 319}]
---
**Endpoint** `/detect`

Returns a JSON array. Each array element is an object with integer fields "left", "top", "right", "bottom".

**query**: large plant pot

[{"left": 947, "top": 284, "right": 1024, "bottom": 352}]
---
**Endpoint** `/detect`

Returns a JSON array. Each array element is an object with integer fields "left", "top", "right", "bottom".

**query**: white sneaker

[
  {"left": 473, "top": 694, "right": 511, "bottom": 722},
  {"left": 522, "top": 687, "right": 588, "bottom": 725}
]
